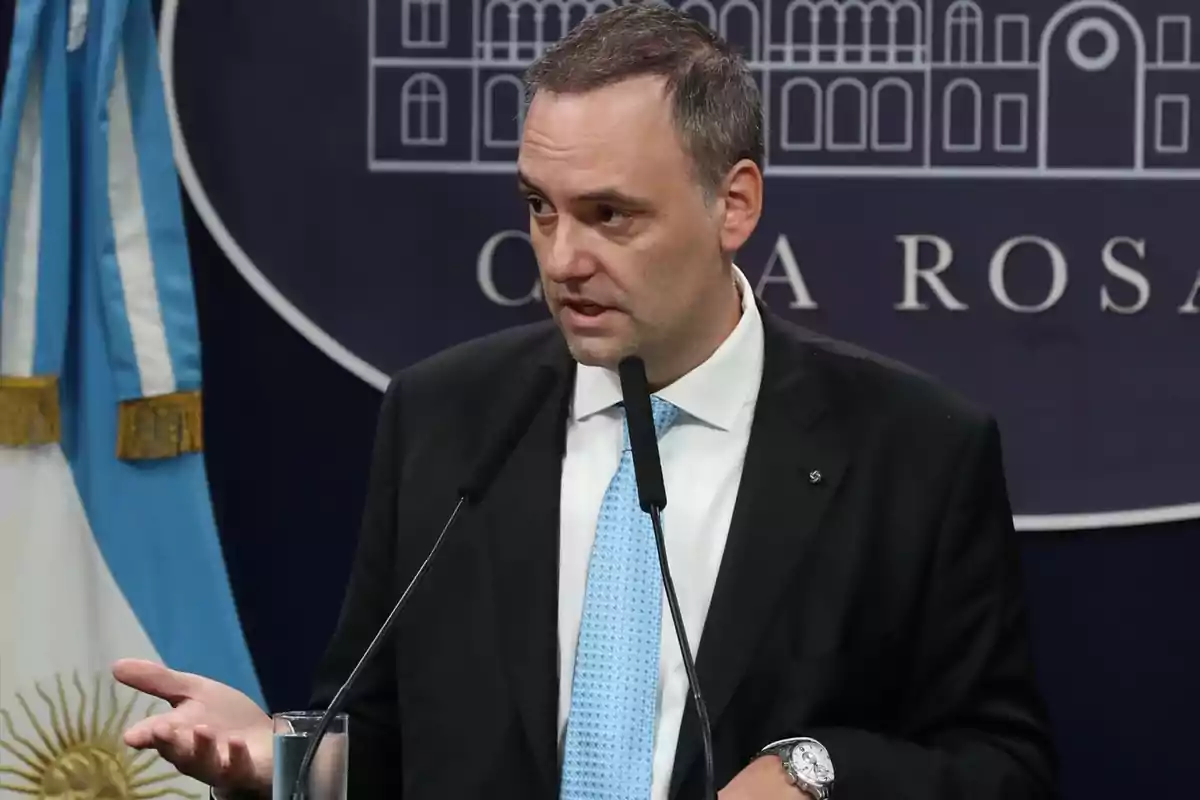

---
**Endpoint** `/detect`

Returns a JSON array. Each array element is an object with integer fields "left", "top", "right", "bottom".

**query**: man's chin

[{"left": 562, "top": 336, "right": 632, "bottom": 371}]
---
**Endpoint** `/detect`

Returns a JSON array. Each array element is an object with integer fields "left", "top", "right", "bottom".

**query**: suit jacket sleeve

[
  {"left": 798, "top": 417, "right": 1058, "bottom": 799},
  {"left": 308, "top": 377, "right": 405, "bottom": 799}
]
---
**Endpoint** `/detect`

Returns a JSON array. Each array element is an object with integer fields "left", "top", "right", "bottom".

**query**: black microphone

[
  {"left": 290, "top": 365, "right": 558, "bottom": 800},
  {"left": 618, "top": 356, "right": 717, "bottom": 800}
]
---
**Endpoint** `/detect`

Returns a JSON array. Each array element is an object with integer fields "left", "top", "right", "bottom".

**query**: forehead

[{"left": 517, "top": 76, "right": 693, "bottom": 196}]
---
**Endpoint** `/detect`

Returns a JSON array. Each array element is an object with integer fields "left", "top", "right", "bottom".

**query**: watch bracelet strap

[
  {"left": 756, "top": 737, "right": 829, "bottom": 799},
  {"left": 757, "top": 735, "right": 811, "bottom": 757}
]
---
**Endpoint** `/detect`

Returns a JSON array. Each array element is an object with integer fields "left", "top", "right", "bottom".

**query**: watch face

[{"left": 791, "top": 742, "right": 835, "bottom": 784}]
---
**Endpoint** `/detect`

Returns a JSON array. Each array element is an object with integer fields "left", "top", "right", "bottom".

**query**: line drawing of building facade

[{"left": 368, "top": 0, "right": 1200, "bottom": 178}]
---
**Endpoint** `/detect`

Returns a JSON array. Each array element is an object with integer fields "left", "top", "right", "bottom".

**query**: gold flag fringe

[
  {"left": 116, "top": 390, "right": 204, "bottom": 460},
  {"left": 0, "top": 376, "right": 61, "bottom": 446}
]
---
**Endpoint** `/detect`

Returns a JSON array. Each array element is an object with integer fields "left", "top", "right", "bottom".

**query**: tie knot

[
  {"left": 618, "top": 397, "right": 679, "bottom": 451},
  {"left": 649, "top": 395, "right": 680, "bottom": 437}
]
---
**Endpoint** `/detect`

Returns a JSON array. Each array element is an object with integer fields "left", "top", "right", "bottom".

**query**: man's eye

[
  {"left": 527, "top": 195, "right": 551, "bottom": 215},
  {"left": 598, "top": 205, "right": 628, "bottom": 225}
]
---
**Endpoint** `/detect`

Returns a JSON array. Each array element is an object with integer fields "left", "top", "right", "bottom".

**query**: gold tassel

[
  {"left": 116, "top": 389, "right": 204, "bottom": 460},
  {"left": 0, "top": 375, "right": 61, "bottom": 447}
]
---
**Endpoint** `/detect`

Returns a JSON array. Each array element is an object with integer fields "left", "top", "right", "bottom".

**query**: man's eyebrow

[
  {"left": 516, "top": 170, "right": 544, "bottom": 195},
  {"left": 517, "top": 171, "right": 651, "bottom": 210},
  {"left": 575, "top": 188, "right": 653, "bottom": 210}
]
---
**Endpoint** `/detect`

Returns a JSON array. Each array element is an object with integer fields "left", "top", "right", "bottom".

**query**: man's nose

[{"left": 542, "top": 219, "right": 596, "bottom": 282}]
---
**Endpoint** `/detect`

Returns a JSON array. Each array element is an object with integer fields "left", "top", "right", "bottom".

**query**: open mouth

[
  {"left": 562, "top": 301, "right": 611, "bottom": 317},
  {"left": 559, "top": 300, "right": 619, "bottom": 329}
]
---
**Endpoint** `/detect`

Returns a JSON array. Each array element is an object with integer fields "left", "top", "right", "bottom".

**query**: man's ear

[{"left": 718, "top": 159, "right": 763, "bottom": 254}]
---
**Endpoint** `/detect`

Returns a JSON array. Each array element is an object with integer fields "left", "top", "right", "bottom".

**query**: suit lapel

[
  {"left": 669, "top": 312, "right": 852, "bottom": 798},
  {"left": 481, "top": 340, "right": 575, "bottom": 797}
]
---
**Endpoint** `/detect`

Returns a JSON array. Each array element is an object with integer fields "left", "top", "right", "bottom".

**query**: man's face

[{"left": 517, "top": 75, "right": 732, "bottom": 372}]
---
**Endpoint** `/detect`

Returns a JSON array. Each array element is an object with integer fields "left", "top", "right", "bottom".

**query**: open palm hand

[{"left": 113, "top": 658, "right": 274, "bottom": 795}]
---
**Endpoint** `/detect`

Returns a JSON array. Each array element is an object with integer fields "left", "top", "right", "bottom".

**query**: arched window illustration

[
  {"left": 827, "top": 78, "right": 867, "bottom": 150},
  {"left": 592, "top": 0, "right": 618, "bottom": 16},
  {"left": 784, "top": 0, "right": 816, "bottom": 62},
  {"left": 842, "top": 1, "right": 869, "bottom": 62},
  {"left": 565, "top": 0, "right": 590, "bottom": 31},
  {"left": 484, "top": 0, "right": 515, "bottom": 59},
  {"left": 680, "top": 0, "right": 717, "bottom": 30},
  {"left": 720, "top": 0, "right": 762, "bottom": 61},
  {"left": 402, "top": 0, "right": 449, "bottom": 48},
  {"left": 871, "top": 78, "right": 913, "bottom": 151},
  {"left": 893, "top": 0, "right": 923, "bottom": 62},
  {"left": 815, "top": 0, "right": 841, "bottom": 61},
  {"left": 781, "top": 77, "right": 822, "bottom": 151},
  {"left": 542, "top": 3, "right": 569, "bottom": 47},
  {"left": 866, "top": 0, "right": 894, "bottom": 61},
  {"left": 943, "top": 78, "right": 981, "bottom": 152},
  {"left": 842, "top": 0, "right": 893, "bottom": 63},
  {"left": 483, "top": 0, "right": 540, "bottom": 59},
  {"left": 945, "top": 0, "right": 983, "bottom": 64},
  {"left": 787, "top": 0, "right": 841, "bottom": 63},
  {"left": 511, "top": 0, "right": 540, "bottom": 60},
  {"left": 485, "top": 75, "right": 526, "bottom": 147},
  {"left": 401, "top": 73, "right": 447, "bottom": 146}
]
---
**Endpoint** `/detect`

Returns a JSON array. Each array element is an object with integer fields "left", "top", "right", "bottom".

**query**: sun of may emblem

[{"left": 0, "top": 673, "right": 201, "bottom": 800}]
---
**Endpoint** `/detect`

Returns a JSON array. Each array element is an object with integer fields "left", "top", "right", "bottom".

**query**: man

[{"left": 113, "top": 5, "right": 1057, "bottom": 799}]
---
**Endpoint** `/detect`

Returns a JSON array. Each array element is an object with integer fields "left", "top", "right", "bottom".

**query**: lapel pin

[{"left": 809, "top": 469, "right": 823, "bottom": 485}]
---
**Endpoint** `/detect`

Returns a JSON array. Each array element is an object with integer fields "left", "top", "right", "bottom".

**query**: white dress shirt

[{"left": 557, "top": 266, "right": 766, "bottom": 799}]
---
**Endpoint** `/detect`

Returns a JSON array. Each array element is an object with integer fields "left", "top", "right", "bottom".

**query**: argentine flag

[{"left": 0, "top": 1, "right": 263, "bottom": 797}]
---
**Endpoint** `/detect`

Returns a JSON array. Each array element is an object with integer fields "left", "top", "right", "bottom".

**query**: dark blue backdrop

[
  {"left": 169, "top": 0, "right": 1200, "bottom": 525},
  {"left": 169, "top": 1, "right": 1200, "bottom": 799}
]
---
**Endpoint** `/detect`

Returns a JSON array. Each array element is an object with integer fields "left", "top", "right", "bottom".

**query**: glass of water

[{"left": 271, "top": 710, "right": 348, "bottom": 800}]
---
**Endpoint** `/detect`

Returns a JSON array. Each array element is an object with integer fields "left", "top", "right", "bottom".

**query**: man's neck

[{"left": 644, "top": 275, "right": 744, "bottom": 392}]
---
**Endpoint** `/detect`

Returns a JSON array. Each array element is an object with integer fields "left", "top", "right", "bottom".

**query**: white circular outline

[
  {"left": 157, "top": 0, "right": 1200, "bottom": 532},
  {"left": 159, "top": 0, "right": 390, "bottom": 393},
  {"left": 1066, "top": 17, "right": 1120, "bottom": 72}
]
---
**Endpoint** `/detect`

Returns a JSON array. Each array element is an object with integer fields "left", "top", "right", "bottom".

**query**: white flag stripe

[
  {"left": 0, "top": 53, "right": 44, "bottom": 378},
  {"left": 67, "top": 0, "right": 89, "bottom": 52},
  {"left": 0, "top": 446, "right": 207, "bottom": 798},
  {"left": 107, "top": 52, "right": 175, "bottom": 398},
  {"left": 0, "top": 447, "right": 159, "bottom": 677}
]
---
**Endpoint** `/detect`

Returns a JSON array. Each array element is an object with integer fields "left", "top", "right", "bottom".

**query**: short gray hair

[{"left": 522, "top": 3, "right": 764, "bottom": 195}]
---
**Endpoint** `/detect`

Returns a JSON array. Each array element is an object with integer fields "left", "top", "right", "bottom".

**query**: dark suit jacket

[{"left": 309, "top": 307, "right": 1058, "bottom": 799}]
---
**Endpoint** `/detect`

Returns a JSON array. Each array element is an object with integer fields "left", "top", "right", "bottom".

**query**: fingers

[
  {"left": 112, "top": 658, "right": 194, "bottom": 704},
  {"left": 227, "top": 734, "right": 258, "bottom": 782},
  {"left": 124, "top": 704, "right": 186, "bottom": 749},
  {"left": 193, "top": 725, "right": 221, "bottom": 770},
  {"left": 149, "top": 722, "right": 227, "bottom": 782},
  {"left": 125, "top": 714, "right": 269, "bottom": 791},
  {"left": 123, "top": 715, "right": 167, "bottom": 748},
  {"left": 150, "top": 720, "right": 196, "bottom": 765}
]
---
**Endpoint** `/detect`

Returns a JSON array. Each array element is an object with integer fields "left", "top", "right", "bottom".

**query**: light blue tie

[{"left": 560, "top": 396, "right": 681, "bottom": 800}]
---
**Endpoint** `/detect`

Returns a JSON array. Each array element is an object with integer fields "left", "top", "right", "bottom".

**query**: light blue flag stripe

[
  {"left": 33, "top": 0, "right": 71, "bottom": 377},
  {"left": 0, "top": 0, "right": 48, "bottom": 340},
  {"left": 0, "top": 0, "right": 70, "bottom": 380},
  {"left": 48, "top": 0, "right": 267, "bottom": 706}
]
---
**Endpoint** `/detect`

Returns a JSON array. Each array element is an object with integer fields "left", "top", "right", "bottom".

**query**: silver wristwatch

[{"left": 757, "top": 736, "right": 835, "bottom": 799}]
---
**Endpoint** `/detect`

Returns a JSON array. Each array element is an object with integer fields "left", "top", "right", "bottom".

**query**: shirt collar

[{"left": 571, "top": 265, "right": 765, "bottom": 431}]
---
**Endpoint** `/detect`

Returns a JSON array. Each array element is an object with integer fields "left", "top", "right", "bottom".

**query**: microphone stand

[
  {"left": 288, "top": 497, "right": 467, "bottom": 800},
  {"left": 618, "top": 354, "right": 717, "bottom": 800},
  {"left": 284, "top": 365, "right": 557, "bottom": 800},
  {"left": 649, "top": 505, "right": 716, "bottom": 800}
]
